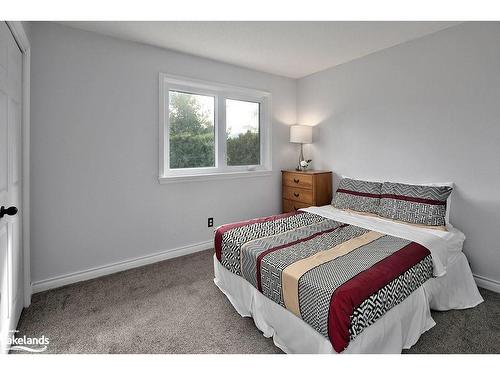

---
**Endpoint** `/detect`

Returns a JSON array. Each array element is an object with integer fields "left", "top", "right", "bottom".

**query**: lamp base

[{"left": 296, "top": 143, "right": 305, "bottom": 171}]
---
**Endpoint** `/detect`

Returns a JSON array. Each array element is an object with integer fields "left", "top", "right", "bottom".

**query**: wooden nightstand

[{"left": 281, "top": 170, "right": 333, "bottom": 213}]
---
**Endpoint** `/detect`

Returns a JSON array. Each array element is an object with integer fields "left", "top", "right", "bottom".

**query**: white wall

[
  {"left": 29, "top": 22, "right": 297, "bottom": 284},
  {"left": 298, "top": 22, "right": 500, "bottom": 285}
]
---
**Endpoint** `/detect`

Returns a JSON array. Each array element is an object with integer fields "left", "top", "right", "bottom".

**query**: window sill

[{"left": 158, "top": 170, "right": 273, "bottom": 184}]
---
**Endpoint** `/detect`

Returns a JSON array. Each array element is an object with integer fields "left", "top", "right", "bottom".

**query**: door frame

[{"left": 5, "top": 22, "right": 31, "bottom": 308}]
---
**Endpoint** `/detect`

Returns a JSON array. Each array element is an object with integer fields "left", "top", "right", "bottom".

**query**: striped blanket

[{"left": 215, "top": 211, "right": 434, "bottom": 353}]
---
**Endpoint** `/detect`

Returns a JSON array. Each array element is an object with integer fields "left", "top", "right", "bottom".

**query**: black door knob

[{"left": 0, "top": 206, "right": 18, "bottom": 218}]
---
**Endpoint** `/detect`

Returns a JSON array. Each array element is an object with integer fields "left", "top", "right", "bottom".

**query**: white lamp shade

[{"left": 290, "top": 125, "right": 312, "bottom": 144}]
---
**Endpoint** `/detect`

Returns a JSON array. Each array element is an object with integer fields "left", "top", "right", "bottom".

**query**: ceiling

[{"left": 60, "top": 21, "right": 461, "bottom": 79}]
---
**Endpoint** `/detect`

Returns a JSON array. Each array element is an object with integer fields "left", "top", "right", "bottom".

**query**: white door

[{"left": 0, "top": 22, "right": 23, "bottom": 353}]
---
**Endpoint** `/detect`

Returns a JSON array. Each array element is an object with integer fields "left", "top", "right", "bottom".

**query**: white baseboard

[
  {"left": 31, "top": 241, "right": 499, "bottom": 296},
  {"left": 31, "top": 240, "right": 213, "bottom": 293},
  {"left": 474, "top": 274, "right": 500, "bottom": 294}
]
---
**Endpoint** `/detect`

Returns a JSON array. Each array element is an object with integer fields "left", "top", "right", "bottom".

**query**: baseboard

[
  {"left": 32, "top": 242, "right": 499, "bottom": 296},
  {"left": 474, "top": 274, "right": 500, "bottom": 294},
  {"left": 31, "top": 239, "right": 213, "bottom": 294}
]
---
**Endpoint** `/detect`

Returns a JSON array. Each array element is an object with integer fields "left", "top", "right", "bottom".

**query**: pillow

[
  {"left": 341, "top": 175, "right": 454, "bottom": 225},
  {"left": 377, "top": 182, "right": 453, "bottom": 227},
  {"left": 417, "top": 182, "right": 453, "bottom": 225},
  {"left": 332, "top": 178, "right": 382, "bottom": 214}
]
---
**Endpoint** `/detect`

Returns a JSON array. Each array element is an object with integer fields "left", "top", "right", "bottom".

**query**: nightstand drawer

[
  {"left": 281, "top": 170, "right": 332, "bottom": 214},
  {"left": 283, "top": 172, "right": 313, "bottom": 189},
  {"left": 283, "top": 186, "right": 314, "bottom": 204},
  {"left": 283, "top": 199, "right": 310, "bottom": 213}
]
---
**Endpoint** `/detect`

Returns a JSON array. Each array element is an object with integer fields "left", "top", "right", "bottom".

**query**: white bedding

[
  {"left": 213, "top": 205, "right": 484, "bottom": 353},
  {"left": 302, "top": 206, "right": 466, "bottom": 276}
]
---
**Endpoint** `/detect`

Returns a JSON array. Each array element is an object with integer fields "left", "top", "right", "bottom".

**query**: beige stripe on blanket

[{"left": 282, "top": 231, "right": 385, "bottom": 318}]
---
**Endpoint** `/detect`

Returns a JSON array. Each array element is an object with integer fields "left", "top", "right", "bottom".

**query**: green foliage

[
  {"left": 169, "top": 91, "right": 260, "bottom": 168},
  {"left": 227, "top": 131, "right": 260, "bottom": 166},
  {"left": 169, "top": 132, "right": 215, "bottom": 168},
  {"left": 169, "top": 92, "right": 215, "bottom": 169}
]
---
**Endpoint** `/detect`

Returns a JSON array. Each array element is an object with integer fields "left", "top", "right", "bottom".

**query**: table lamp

[{"left": 290, "top": 125, "right": 313, "bottom": 171}]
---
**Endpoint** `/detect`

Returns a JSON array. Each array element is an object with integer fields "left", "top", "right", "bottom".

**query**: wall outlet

[{"left": 208, "top": 217, "right": 214, "bottom": 227}]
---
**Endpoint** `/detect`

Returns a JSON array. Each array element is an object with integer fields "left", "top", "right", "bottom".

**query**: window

[
  {"left": 226, "top": 99, "right": 260, "bottom": 166},
  {"left": 169, "top": 91, "right": 216, "bottom": 169},
  {"left": 159, "top": 74, "right": 271, "bottom": 182}
]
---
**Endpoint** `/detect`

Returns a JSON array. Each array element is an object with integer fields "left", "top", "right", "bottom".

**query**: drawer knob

[
  {"left": 294, "top": 206, "right": 298, "bottom": 210},
  {"left": 293, "top": 178, "right": 300, "bottom": 183},
  {"left": 293, "top": 192, "right": 300, "bottom": 197}
]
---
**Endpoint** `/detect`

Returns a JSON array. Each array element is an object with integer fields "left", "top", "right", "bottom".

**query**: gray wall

[
  {"left": 30, "top": 22, "right": 297, "bottom": 283},
  {"left": 297, "top": 22, "right": 500, "bottom": 283},
  {"left": 31, "top": 21, "right": 500, "bottom": 287}
]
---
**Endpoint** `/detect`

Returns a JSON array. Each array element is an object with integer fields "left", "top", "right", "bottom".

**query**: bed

[{"left": 213, "top": 204, "right": 483, "bottom": 354}]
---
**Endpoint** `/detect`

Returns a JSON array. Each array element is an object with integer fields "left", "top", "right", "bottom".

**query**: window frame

[{"left": 159, "top": 73, "right": 272, "bottom": 183}]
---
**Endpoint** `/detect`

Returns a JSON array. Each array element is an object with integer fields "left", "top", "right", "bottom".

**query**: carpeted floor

[{"left": 14, "top": 249, "right": 500, "bottom": 354}]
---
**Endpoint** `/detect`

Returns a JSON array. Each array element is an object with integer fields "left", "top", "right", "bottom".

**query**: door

[{"left": 0, "top": 21, "right": 23, "bottom": 353}]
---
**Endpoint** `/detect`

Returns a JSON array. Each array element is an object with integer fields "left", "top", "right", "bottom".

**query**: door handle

[{"left": 0, "top": 206, "right": 18, "bottom": 218}]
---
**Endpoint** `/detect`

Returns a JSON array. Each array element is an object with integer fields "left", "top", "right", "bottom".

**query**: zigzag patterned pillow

[
  {"left": 333, "top": 178, "right": 382, "bottom": 214},
  {"left": 377, "top": 182, "right": 452, "bottom": 226}
]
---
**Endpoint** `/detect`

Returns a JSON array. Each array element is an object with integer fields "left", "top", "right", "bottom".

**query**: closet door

[{"left": 0, "top": 21, "right": 23, "bottom": 353}]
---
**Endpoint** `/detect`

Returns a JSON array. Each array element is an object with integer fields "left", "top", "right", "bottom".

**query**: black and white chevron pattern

[
  {"left": 220, "top": 212, "right": 324, "bottom": 275},
  {"left": 298, "top": 235, "right": 411, "bottom": 336},
  {"left": 240, "top": 219, "right": 338, "bottom": 288},
  {"left": 381, "top": 182, "right": 452, "bottom": 201},
  {"left": 333, "top": 178, "right": 382, "bottom": 214},
  {"left": 349, "top": 254, "right": 434, "bottom": 340},
  {"left": 378, "top": 182, "right": 452, "bottom": 226},
  {"left": 260, "top": 224, "right": 368, "bottom": 306}
]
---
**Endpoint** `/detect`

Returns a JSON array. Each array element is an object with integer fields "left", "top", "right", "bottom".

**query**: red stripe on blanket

[
  {"left": 380, "top": 194, "right": 446, "bottom": 206},
  {"left": 214, "top": 211, "right": 302, "bottom": 261},
  {"left": 256, "top": 224, "right": 348, "bottom": 292},
  {"left": 327, "top": 242, "right": 430, "bottom": 353}
]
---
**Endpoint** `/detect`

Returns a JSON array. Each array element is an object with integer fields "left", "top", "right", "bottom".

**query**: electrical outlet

[{"left": 208, "top": 217, "right": 214, "bottom": 227}]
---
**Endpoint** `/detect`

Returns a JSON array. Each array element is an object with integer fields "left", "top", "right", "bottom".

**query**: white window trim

[{"left": 158, "top": 73, "right": 272, "bottom": 184}]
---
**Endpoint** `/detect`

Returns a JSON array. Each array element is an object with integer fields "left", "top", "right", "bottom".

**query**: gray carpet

[{"left": 14, "top": 249, "right": 500, "bottom": 354}]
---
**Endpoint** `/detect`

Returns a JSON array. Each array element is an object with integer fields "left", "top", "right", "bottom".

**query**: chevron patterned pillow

[
  {"left": 377, "top": 182, "right": 453, "bottom": 226},
  {"left": 332, "top": 178, "right": 382, "bottom": 214}
]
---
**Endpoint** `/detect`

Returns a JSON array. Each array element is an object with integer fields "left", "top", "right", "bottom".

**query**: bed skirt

[{"left": 213, "top": 252, "right": 483, "bottom": 354}]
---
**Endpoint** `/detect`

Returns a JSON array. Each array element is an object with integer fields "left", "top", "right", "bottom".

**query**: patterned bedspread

[{"left": 215, "top": 211, "right": 434, "bottom": 353}]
